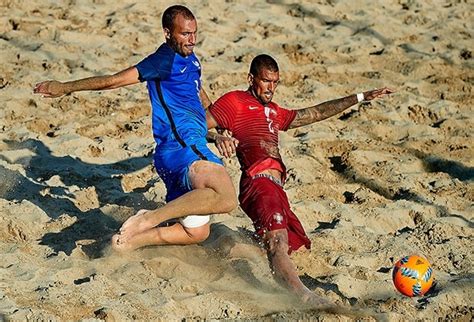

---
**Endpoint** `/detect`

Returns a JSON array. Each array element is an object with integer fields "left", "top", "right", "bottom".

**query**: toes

[{"left": 136, "top": 209, "right": 148, "bottom": 216}]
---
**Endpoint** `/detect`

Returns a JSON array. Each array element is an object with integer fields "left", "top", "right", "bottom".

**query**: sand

[{"left": 0, "top": 0, "right": 472, "bottom": 320}]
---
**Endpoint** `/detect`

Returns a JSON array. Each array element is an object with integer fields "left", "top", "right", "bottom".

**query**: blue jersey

[
  {"left": 136, "top": 43, "right": 207, "bottom": 149},
  {"left": 135, "top": 43, "right": 223, "bottom": 203}
]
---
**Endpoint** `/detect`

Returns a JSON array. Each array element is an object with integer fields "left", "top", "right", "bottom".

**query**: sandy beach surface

[{"left": 1, "top": 0, "right": 473, "bottom": 320}]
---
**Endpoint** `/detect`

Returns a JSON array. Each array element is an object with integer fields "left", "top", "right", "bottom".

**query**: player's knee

[
  {"left": 266, "top": 230, "right": 289, "bottom": 254},
  {"left": 220, "top": 194, "right": 238, "bottom": 213},
  {"left": 185, "top": 225, "right": 210, "bottom": 243},
  {"left": 269, "top": 239, "right": 287, "bottom": 255}
]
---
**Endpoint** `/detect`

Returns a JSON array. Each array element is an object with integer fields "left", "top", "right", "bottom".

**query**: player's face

[
  {"left": 249, "top": 68, "right": 280, "bottom": 105},
  {"left": 166, "top": 14, "right": 197, "bottom": 57}
]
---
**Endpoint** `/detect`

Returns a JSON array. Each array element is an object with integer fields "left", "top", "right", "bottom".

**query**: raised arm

[
  {"left": 33, "top": 66, "right": 140, "bottom": 98},
  {"left": 288, "top": 87, "right": 394, "bottom": 129}
]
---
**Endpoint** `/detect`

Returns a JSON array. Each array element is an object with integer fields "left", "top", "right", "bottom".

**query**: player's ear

[
  {"left": 247, "top": 73, "right": 254, "bottom": 86},
  {"left": 164, "top": 28, "right": 171, "bottom": 40}
]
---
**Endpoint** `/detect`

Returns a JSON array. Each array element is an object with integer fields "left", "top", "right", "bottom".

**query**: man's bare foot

[
  {"left": 118, "top": 209, "right": 157, "bottom": 243},
  {"left": 301, "top": 291, "right": 335, "bottom": 310},
  {"left": 111, "top": 227, "right": 159, "bottom": 252}
]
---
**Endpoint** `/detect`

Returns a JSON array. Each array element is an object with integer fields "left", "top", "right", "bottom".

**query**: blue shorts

[{"left": 153, "top": 141, "right": 223, "bottom": 203}]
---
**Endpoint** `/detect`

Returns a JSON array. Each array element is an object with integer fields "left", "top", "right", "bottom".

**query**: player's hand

[
  {"left": 215, "top": 134, "right": 238, "bottom": 158},
  {"left": 33, "top": 80, "right": 67, "bottom": 98},
  {"left": 217, "top": 128, "right": 233, "bottom": 137},
  {"left": 363, "top": 87, "right": 395, "bottom": 101}
]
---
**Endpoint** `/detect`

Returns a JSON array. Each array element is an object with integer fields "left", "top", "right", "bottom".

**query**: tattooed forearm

[
  {"left": 288, "top": 87, "right": 394, "bottom": 129},
  {"left": 289, "top": 94, "right": 358, "bottom": 128}
]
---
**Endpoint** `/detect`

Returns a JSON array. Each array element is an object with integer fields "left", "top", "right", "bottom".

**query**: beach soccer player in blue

[{"left": 33, "top": 5, "right": 237, "bottom": 251}]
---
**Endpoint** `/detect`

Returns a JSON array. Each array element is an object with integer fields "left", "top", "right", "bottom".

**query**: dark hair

[
  {"left": 249, "top": 54, "right": 279, "bottom": 76},
  {"left": 162, "top": 5, "right": 195, "bottom": 31}
]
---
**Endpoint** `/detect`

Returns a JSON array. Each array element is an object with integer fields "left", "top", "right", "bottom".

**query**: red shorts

[{"left": 239, "top": 175, "right": 311, "bottom": 254}]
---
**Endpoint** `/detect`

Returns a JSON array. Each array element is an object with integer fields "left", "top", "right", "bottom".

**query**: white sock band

[{"left": 357, "top": 93, "right": 364, "bottom": 102}]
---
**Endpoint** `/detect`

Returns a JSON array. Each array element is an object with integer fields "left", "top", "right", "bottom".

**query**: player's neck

[{"left": 247, "top": 87, "right": 268, "bottom": 107}]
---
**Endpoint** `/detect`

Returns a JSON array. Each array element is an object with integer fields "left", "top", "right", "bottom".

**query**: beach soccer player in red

[{"left": 206, "top": 54, "right": 393, "bottom": 304}]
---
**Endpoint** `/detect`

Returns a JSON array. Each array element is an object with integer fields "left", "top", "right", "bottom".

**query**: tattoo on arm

[{"left": 289, "top": 94, "right": 358, "bottom": 128}]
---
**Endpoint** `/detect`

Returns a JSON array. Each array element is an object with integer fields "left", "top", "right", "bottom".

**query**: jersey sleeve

[
  {"left": 277, "top": 105, "right": 297, "bottom": 131},
  {"left": 135, "top": 44, "right": 174, "bottom": 82},
  {"left": 209, "top": 92, "right": 238, "bottom": 131}
]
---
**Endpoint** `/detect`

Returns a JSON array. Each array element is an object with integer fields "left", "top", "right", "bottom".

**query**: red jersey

[{"left": 210, "top": 90, "right": 296, "bottom": 176}]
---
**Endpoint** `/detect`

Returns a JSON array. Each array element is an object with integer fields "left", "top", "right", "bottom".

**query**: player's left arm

[{"left": 288, "top": 87, "right": 394, "bottom": 129}]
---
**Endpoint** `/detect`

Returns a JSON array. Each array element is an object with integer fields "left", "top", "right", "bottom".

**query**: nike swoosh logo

[
  {"left": 192, "top": 61, "right": 200, "bottom": 67},
  {"left": 180, "top": 66, "right": 187, "bottom": 73},
  {"left": 248, "top": 106, "right": 259, "bottom": 110}
]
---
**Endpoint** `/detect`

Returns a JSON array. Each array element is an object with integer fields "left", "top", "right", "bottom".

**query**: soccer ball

[{"left": 392, "top": 255, "right": 434, "bottom": 297}]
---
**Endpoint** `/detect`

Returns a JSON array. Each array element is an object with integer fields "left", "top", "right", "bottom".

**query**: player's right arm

[{"left": 33, "top": 66, "right": 140, "bottom": 98}]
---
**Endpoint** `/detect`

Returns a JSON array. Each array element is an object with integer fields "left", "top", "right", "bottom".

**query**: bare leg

[
  {"left": 112, "top": 222, "right": 210, "bottom": 252},
  {"left": 265, "top": 229, "right": 332, "bottom": 307},
  {"left": 116, "top": 161, "right": 237, "bottom": 245}
]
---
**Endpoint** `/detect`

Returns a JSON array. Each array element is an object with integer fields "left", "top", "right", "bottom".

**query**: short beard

[{"left": 168, "top": 36, "right": 185, "bottom": 57}]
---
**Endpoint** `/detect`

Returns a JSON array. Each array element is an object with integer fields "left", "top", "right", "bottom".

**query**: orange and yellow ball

[{"left": 392, "top": 255, "right": 434, "bottom": 297}]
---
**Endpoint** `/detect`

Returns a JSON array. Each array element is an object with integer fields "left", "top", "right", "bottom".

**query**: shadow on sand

[
  {"left": 0, "top": 138, "right": 158, "bottom": 258},
  {"left": 328, "top": 152, "right": 473, "bottom": 228}
]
